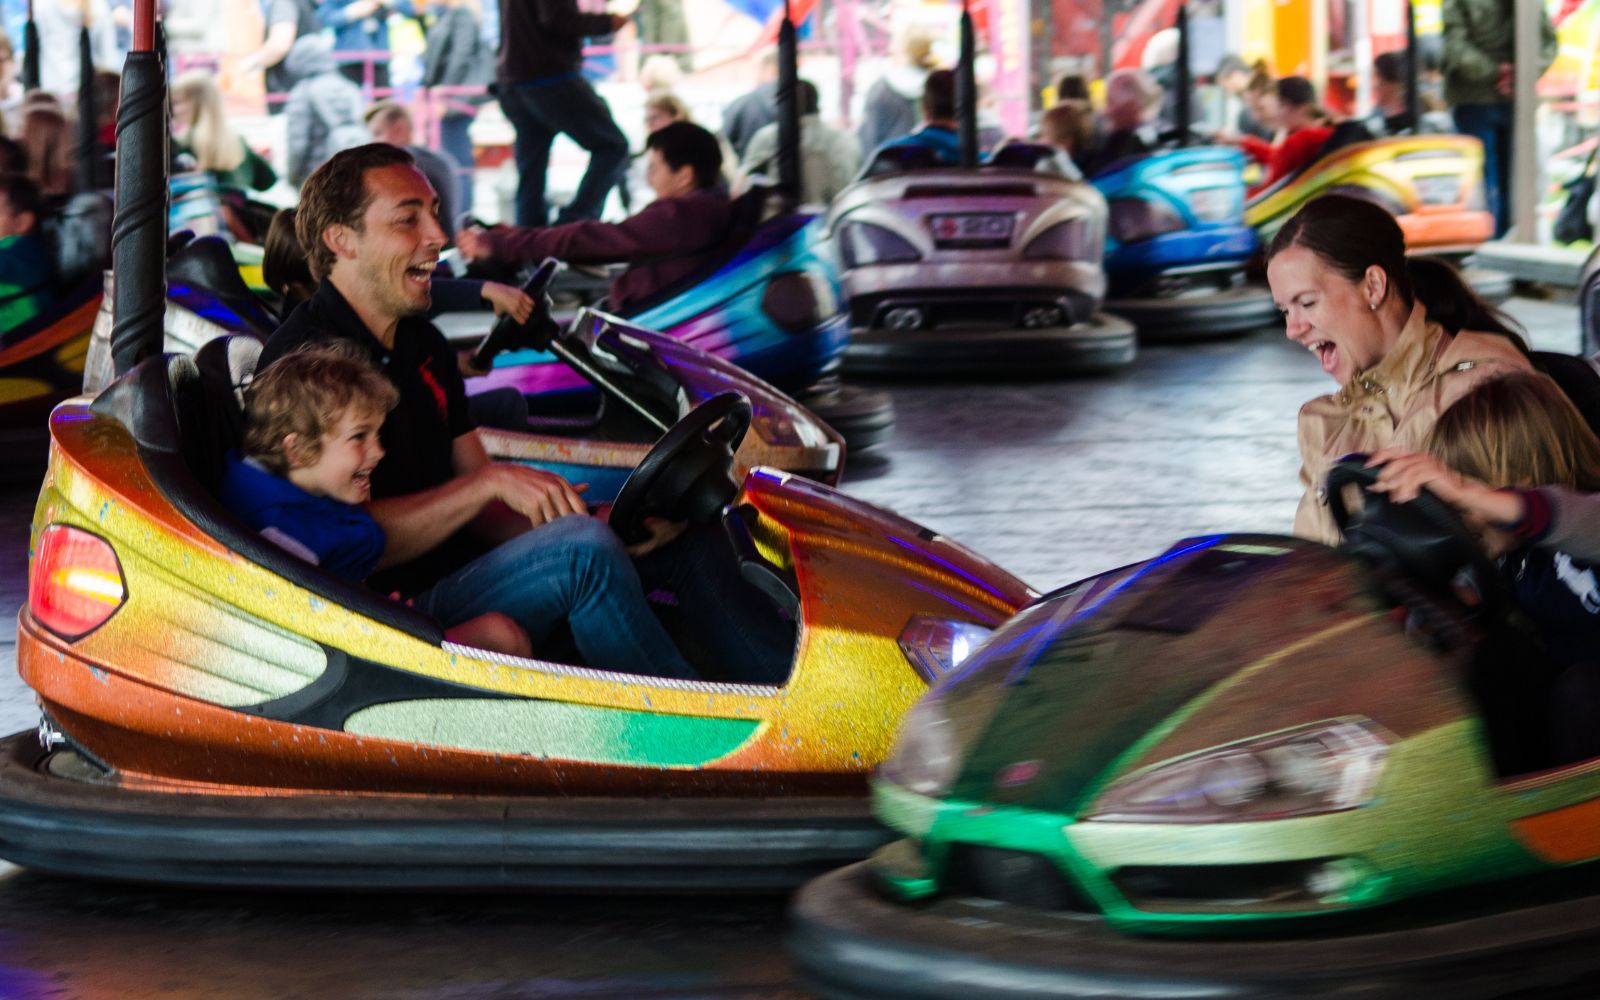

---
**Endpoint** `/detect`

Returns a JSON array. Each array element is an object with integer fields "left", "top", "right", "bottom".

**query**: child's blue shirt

[{"left": 220, "top": 452, "right": 386, "bottom": 583}]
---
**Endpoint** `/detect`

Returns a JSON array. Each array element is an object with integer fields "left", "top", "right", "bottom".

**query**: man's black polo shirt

[{"left": 259, "top": 280, "right": 480, "bottom": 593}]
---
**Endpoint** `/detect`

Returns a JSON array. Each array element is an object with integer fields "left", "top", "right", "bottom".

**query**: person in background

[
  {"left": 858, "top": 25, "right": 936, "bottom": 154},
  {"left": 1037, "top": 100, "right": 1093, "bottom": 177},
  {"left": 873, "top": 68, "right": 961, "bottom": 164},
  {"left": 283, "top": 33, "right": 370, "bottom": 186},
  {"left": 1078, "top": 68, "right": 1160, "bottom": 176},
  {"left": 19, "top": 102, "right": 72, "bottom": 198},
  {"left": 1368, "top": 50, "right": 1453, "bottom": 136},
  {"left": 0, "top": 32, "right": 22, "bottom": 130},
  {"left": 365, "top": 100, "right": 459, "bottom": 240},
  {"left": 0, "top": 136, "right": 25, "bottom": 173},
  {"left": 1208, "top": 54, "right": 1271, "bottom": 140},
  {"left": 317, "top": 0, "right": 407, "bottom": 92},
  {"left": 1051, "top": 71, "right": 1089, "bottom": 103},
  {"left": 635, "top": 0, "right": 688, "bottom": 74},
  {"left": 35, "top": 0, "right": 117, "bottom": 98},
  {"left": 421, "top": 0, "right": 488, "bottom": 217},
  {"left": 0, "top": 172, "right": 55, "bottom": 332},
  {"left": 1234, "top": 76, "right": 1332, "bottom": 195},
  {"left": 495, "top": 0, "right": 631, "bottom": 227},
  {"left": 738, "top": 79, "right": 859, "bottom": 204},
  {"left": 457, "top": 121, "right": 731, "bottom": 312},
  {"left": 720, "top": 50, "right": 778, "bottom": 160},
  {"left": 172, "top": 69, "right": 279, "bottom": 193},
  {"left": 1442, "top": 0, "right": 1555, "bottom": 236},
  {"left": 238, "top": 0, "right": 320, "bottom": 116}
]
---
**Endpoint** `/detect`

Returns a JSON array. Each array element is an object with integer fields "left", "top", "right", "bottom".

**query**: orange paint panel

[{"left": 1512, "top": 798, "right": 1600, "bottom": 864}]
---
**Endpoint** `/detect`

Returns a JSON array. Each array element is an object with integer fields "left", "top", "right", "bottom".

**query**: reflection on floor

[{"left": 0, "top": 299, "right": 1580, "bottom": 998}]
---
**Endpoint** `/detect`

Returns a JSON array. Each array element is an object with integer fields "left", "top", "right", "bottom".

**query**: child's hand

[
  {"left": 1366, "top": 449, "right": 1524, "bottom": 526},
  {"left": 481, "top": 282, "right": 534, "bottom": 323}
]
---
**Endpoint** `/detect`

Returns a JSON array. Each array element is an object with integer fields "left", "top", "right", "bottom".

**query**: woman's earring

[{"left": 1369, "top": 302, "right": 1378, "bottom": 311}]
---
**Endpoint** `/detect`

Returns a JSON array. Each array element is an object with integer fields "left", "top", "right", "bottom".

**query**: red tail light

[{"left": 30, "top": 525, "right": 126, "bottom": 639}]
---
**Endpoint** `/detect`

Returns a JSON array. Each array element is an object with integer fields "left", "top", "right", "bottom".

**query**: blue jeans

[
  {"left": 1454, "top": 102, "right": 1513, "bottom": 237},
  {"left": 438, "top": 114, "right": 476, "bottom": 221},
  {"left": 498, "top": 76, "right": 629, "bottom": 227},
  {"left": 410, "top": 516, "right": 792, "bottom": 682}
]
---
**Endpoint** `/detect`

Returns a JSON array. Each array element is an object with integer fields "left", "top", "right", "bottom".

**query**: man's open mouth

[{"left": 405, "top": 261, "right": 437, "bottom": 285}]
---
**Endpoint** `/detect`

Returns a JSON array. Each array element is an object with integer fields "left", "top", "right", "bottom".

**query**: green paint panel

[{"left": 346, "top": 699, "right": 760, "bottom": 767}]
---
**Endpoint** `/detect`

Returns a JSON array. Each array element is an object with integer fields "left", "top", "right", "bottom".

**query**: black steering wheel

[
  {"left": 471, "top": 257, "right": 561, "bottom": 370},
  {"left": 1326, "top": 456, "right": 1504, "bottom": 615},
  {"left": 608, "top": 392, "right": 752, "bottom": 545}
]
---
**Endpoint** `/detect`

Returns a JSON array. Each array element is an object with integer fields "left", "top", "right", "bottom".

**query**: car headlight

[
  {"left": 1085, "top": 719, "right": 1390, "bottom": 824},
  {"left": 1022, "top": 219, "right": 1097, "bottom": 261},
  {"left": 880, "top": 695, "right": 961, "bottom": 797},
  {"left": 897, "top": 614, "right": 994, "bottom": 683},
  {"left": 837, "top": 221, "right": 921, "bottom": 268},
  {"left": 1107, "top": 197, "right": 1184, "bottom": 245}
]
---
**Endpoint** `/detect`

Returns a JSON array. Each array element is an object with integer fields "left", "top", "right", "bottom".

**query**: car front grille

[{"left": 942, "top": 844, "right": 1097, "bottom": 913}]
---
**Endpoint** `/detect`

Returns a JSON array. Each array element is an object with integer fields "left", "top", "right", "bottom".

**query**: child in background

[
  {"left": 1370, "top": 371, "right": 1600, "bottom": 763},
  {"left": 0, "top": 172, "right": 56, "bottom": 333},
  {"left": 222, "top": 343, "right": 531, "bottom": 657}
]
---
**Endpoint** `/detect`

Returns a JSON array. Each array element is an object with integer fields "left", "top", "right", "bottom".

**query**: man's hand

[
  {"left": 456, "top": 226, "right": 492, "bottom": 262},
  {"left": 480, "top": 281, "right": 534, "bottom": 323},
  {"left": 624, "top": 516, "right": 686, "bottom": 557},
  {"left": 477, "top": 464, "right": 589, "bottom": 525}
]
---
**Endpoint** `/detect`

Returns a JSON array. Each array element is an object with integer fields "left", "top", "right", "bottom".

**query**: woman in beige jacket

[{"left": 1265, "top": 195, "right": 1533, "bottom": 545}]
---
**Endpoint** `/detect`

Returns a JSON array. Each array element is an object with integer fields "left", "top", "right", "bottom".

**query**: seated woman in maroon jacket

[
  {"left": 455, "top": 122, "right": 731, "bottom": 312},
  {"left": 1236, "top": 76, "right": 1334, "bottom": 196}
]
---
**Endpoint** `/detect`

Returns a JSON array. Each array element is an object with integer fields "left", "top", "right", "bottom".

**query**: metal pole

[
  {"left": 957, "top": 0, "right": 977, "bottom": 167},
  {"left": 76, "top": 27, "right": 97, "bottom": 193},
  {"left": 776, "top": 0, "right": 801, "bottom": 202},
  {"left": 1405, "top": 0, "right": 1420, "bottom": 131},
  {"left": 1509, "top": 0, "right": 1540, "bottom": 241},
  {"left": 109, "top": 0, "right": 169, "bottom": 378},
  {"left": 1173, "top": 3, "right": 1190, "bottom": 146},
  {"left": 21, "top": 0, "right": 39, "bottom": 91}
]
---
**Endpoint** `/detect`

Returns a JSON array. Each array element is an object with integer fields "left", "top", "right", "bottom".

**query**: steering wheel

[
  {"left": 1325, "top": 456, "right": 1504, "bottom": 615},
  {"left": 608, "top": 392, "right": 752, "bottom": 546},
  {"left": 471, "top": 257, "right": 561, "bottom": 371}
]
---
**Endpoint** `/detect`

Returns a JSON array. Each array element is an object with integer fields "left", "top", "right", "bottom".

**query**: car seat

[
  {"left": 167, "top": 235, "right": 281, "bottom": 337},
  {"left": 857, "top": 143, "right": 945, "bottom": 181},
  {"left": 1580, "top": 247, "right": 1600, "bottom": 356},
  {"left": 987, "top": 142, "right": 1073, "bottom": 176}
]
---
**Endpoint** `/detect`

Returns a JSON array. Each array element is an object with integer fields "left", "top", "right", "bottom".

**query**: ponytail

[{"left": 1405, "top": 256, "right": 1528, "bottom": 353}]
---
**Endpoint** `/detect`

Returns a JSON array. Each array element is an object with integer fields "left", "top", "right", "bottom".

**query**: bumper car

[
  {"left": 1093, "top": 146, "right": 1279, "bottom": 341},
  {"left": 1245, "top": 127, "right": 1514, "bottom": 302},
  {"left": 827, "top": 142, "right": 1136, "bottom": 377},
  {"left": 789, "top": 459, "right": 1600, "bottom": 997},
  {"left": 0, "top": 192, "right": 112, "bottom": 468},
  {"left": 1, "top": 354, "right": 1029, "bottom": 888},
  {"left": 84, "top": 239, "right": 848, "bottom": 495},
  {"left": 1580, "top": 246, "right": 1599, "bottom": 356},
  {"left": 456, "top": 193, "right": 893, "bottom": 451}
]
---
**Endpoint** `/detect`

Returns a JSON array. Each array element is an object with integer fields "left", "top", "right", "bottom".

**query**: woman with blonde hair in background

[{"left": 171, "top": 69, "right": 278, "bottom": 194}]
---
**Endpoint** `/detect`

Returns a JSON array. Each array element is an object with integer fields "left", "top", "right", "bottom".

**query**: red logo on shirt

[{"left": 418, "top": 361, "right": 450, "bottom": 422}]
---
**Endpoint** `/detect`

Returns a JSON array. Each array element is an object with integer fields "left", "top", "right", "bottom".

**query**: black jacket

[{"left": 497, "top": 0, "right": 614, "bottom": 83}]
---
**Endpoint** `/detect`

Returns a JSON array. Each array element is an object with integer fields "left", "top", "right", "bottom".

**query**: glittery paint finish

[
  {"left": 18, "top": 403, "right": 1027, "bottom": 796},
  {"left": 870, "top": 537, "right": 1600, "bottom": 935},
  {"left": 1245, "top": 135, "right": 1494, "bottom": 251}
]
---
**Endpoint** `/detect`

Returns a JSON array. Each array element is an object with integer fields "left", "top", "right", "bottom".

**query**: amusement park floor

[{"left": 0, "top": 296, "right": 1582, "bottom": 999}]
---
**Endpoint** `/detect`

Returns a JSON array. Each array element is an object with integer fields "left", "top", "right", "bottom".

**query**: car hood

[{"left": 937, "top": 534, "right": 1475, "bottom": 817}]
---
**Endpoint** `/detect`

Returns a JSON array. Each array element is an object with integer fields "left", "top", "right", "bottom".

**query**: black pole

[
  {"left": 21, "top": 1, "right": 39, "bottom": 91},
  {"left": 1405, "top": 0, "right": 1421, "bottom": 131},
  {"left": 957, "top": 0, "right": 977, "bottom": 167},
  {"left": 1173, "top": 3, "right": 1190, "bottom": 146},
  {"left": 776, "top": 0, "right": 800, "bottom": 202},
  {"left": 110, "top": 0, "right": 168, "bottom": 378},
  {"left": 76, "top": 27, "right": 98, "bottom": 192}
]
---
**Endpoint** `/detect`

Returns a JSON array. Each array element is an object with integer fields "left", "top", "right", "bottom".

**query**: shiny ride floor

[{"left": 0, "top": 298, "right": 1580, "bottom": 999}]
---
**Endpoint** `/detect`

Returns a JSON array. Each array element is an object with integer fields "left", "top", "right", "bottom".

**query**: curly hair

[
  {"left": 243, "top": 343, "right": 399, "bottom": 475},
  {"left": 295, "top": 142, "right": 417, "bottom": 281}
]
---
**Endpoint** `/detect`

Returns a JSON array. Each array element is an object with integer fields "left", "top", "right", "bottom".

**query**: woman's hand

[
  {"left": 480, "top": 282, "right": 534, "bottom": 323},
  {"left": 1366, "top": 449, "right": 1525, "bottom": 526}
]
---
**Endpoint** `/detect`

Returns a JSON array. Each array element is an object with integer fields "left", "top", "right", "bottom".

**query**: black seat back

[
  {"left": 168, "top": 236, "right": 281, "bottom": 334},
  {"left": 194, "top": 335, "right": 263, "bottom": 460},
  {"left": 41, "top": 192, "right": 113, "bottom": 291},
  {"left": 858, "top": 143, "right": 944, "bottom": 181},
  {"left": 988, "top": 141, "right": 1071, "bottom": 176},
  {"left": 1532, "top": 350, "right": 1600, "bottom": 439},
  {"left": 1580, "top": 247, "right": 1600, "bottom": 355}
]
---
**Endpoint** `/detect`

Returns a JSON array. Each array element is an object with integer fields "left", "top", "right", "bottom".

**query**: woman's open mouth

[{"left": 1309, "top": 339, "right": 1339, "bottom": 376}]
